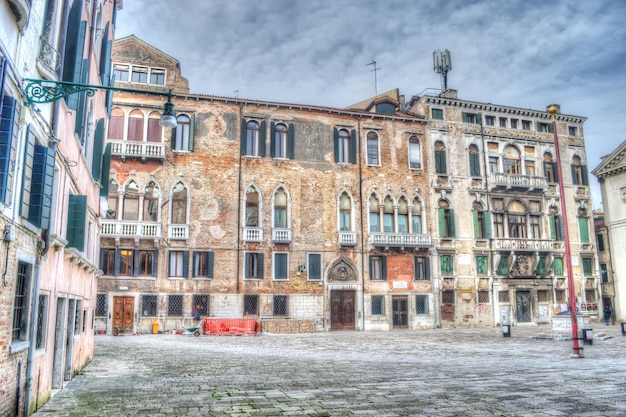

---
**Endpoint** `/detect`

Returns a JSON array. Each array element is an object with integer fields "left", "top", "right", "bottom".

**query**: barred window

[
  {"left": 416, "top": 295, "right": 429, "bottom": 314},
  {"left": 244, "top": 295, "right": 259, "bottom": 316},
  {"left": 584, "top": 289, "right": 596, "bottom": 303},
  {"left": 82, "top": 309, "right": 87, "bottom": 333},
  {"left": 12, "top": 262, "right": 32, "bottom": 342},
  {"left": 555, "top": 289, "right": 566, "bottom": 303},
  {"left": 273, "top": 295, "right": 288, "bottom": 316},
  {"left": 371, "top": 295, "right": 384, "bottom": 315},
  {"left": 442, "top": 290, "right": 455, "bottom": 305},
  {"left": 96, "top": 294, "right": 107, "bottom": 316},
  {"left": 74, "top": 302, "right": 81, "bottom": 333},
  {"left": 498, "top": 291, "right": 510, "bottom": 303},
  {"left": 193, "top": 294, "right": 209, "bottom": 316},
  {"left": 35, "top": 295, "right": 48, "bottom": 349},
  {"left": 141, "top": 295, "right": 157, "bottom": 317},
  {"left": 478, "top": 291, "right": 490, "bottom": 304},
  {"left": 537, "top": 290, "right": 549, "bottom": 303},
  {"left": 168, "top": 295, "right": 183, "bottom": 316}
]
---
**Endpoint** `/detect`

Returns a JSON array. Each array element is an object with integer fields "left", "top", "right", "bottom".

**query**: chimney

[{"left": 442, "top": 89, "right": 458, "bottom": 99}]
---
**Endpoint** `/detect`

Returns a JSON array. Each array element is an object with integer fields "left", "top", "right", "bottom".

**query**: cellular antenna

[
  {"left": 433, "top": 49, "right": 452, "bottom": 92},
  {"left": 366, "top": 59, "right": 381, "bottom": 96}
]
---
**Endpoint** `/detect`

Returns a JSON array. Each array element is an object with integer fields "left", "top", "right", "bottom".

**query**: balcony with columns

[
  {"left": 338, "top": 232, "right": 358, "bottom": 247},
  {"left": 492, "top": 238, "right": 564, "bottom": 252},
  {"left": 243, "top": 227, "right": 263, "bottom": 243},
  {"left": 272, "top": 228, "right": 292, "bottom": 244},
  {"left": 100, "top": 219, "right": 162, "bottom": 241},
  {"left": 488, "top": 173, "right": 548, "bottom": 194},
  {"left": 109, "top": 139, "right": 167, "bottom": 162},
  {"left": 369, "top": 233, "right": 432, "bottom": 249}
]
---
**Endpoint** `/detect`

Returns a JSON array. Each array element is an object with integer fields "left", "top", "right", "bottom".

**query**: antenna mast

[
  {"left": 433, "top": 49, "right": 452, "bottom": 92},
  {"left": 366, "top": 59, "right": 381, "bottom": 96}
]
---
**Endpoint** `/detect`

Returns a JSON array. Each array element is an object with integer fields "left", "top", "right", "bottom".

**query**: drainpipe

[
  {"left": 24, "top": 251, "right": 43, "bottom": 416},
  {"left": 15, "top": 359, "right": 23, "bottom": 417},
  {"left": 356, "top": 117, "right": 365, "bottom": 331},
  {"left": 235, "top": 102, "right": 243, "bottom": 294}
]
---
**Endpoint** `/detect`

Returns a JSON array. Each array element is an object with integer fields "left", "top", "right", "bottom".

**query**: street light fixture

[{"left": 23, "top": 79, "right": 177, "bottom": 128}]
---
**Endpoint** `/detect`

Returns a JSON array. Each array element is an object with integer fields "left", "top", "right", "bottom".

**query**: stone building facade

[{"left": 1, "top": 0, "right": 119, "bottom": 415}]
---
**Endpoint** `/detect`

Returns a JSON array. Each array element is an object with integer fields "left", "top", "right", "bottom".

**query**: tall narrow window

[
  {"left": 369, "top": 256, "right": 387, "bottom": 280},
  {"left": 434, "top": 141, "right": 447, "bottom": 174},
  {"left": 146, "top": 111, "right": 162, "bottom": 142},
  {"left": 438, "top": 201, "right": 455, "bottom": 238},
  {"left": 274, "top": 188, "right": 288, "bottom": 228},
  {"left": 273, "top": 253, "right": 288, "bottom": 280},
  {"left": 120, "top": 249, "right": 134, "bottom": 276},
  {"left": 274, "top": 123, "right": 288, "bottom": 158},
  {"left": 369, "top": 194, "right": 380, "bottom": 232},
  {"left": 578, "top": 209, "right": 589, "bottom": 243},
  {"left": 397, "top": 197, "right": 409, "bottom": 233},
  {"left": 473, "top": 203, "right": 490, "bottom": 239},
  {"left": 168, "top": 251, "right": 187, "bottom": 277},
  {"left": 529, "top": 215, "right": 541, "bottom": 239},
  {"left": 173, "top": 115, "right": 191, "bottom": 151},
  {"left": 245, "top": 187, "right": 259, "bottom": 227},
  {"left": 107, "top": 108, "right": 124, "bottom": 140},
  {"left": 171, "top": 182, "right": 188, "bottom": 224},
  {"left": 488, "top": 156, "right": 499, "bottom": 173},
  {"left": 193, "top": 251, "right": 214, "bottom": 278},
  {"left": 409, "top": 135, "right": 422, "bottom": 169},
  {"left": 468, "top": 144, "right": 481, "bottom": 176},
  {"left": 138, "top": 250, "right": 155, "bottom": 276},
  {"left": 411, "top": 198, "right": 422, "bottom": 234},
  {"left": 245, "top": 253, "right": 263, "bottom": 279},
  {"left": 122, "top": 181, "right": 139, "bottom": 221},
  {"left": 246, "top": 120, "right": 260, "bottom": 156},
  {"left": 503, "top": 145, "right": 521, "bottom": 174},
  {"left": 12, "top": 262, "right": 32, "bottom": 342},
  {"left": 100, "top": 248, "right": 115, "bottom": 275},
  {"left": 383, "top": 196, "right": 394, "bottom": 233},
  {"left": 493, "top": 212, "right": 504, "bottom": 237},
  {"left": 414, "top": 257, "right": 430, "bottom": 280},
  {"left": 143, "top": 182, "right": 159, "bottom": 221},
  {"left": 507, "top": 201, "right": 527, "bottom": 238},
  {"left": 127, "top": 110, "right": 144, "bottom": 141},
  {"left": 549, "top": 207, "right": 564, "bottom": 241},
  {"left": 339, "top": 192, "right": 351, "bottom": 232},
  {"left": 366, "top": 131, "right": 379, "bottom": 165},
  {"left": 571, "top": 155, "right": 588, "bottom": 185},
  {"left": 543, "top": 152, "right": 558, "bottom": 183},
  {"left": 337, "top": 128, "right": 350, "bottom": 164},
  {"left": 307, "top": 253, "right": 322, "bottom": 280},
  {"left": 440, "top": 255, "right": 453, "bottom": 275}
]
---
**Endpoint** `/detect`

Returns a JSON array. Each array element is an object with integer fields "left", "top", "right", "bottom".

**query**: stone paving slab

[{"left": 32, "top": 324, "right": 626, "bottom": 416}]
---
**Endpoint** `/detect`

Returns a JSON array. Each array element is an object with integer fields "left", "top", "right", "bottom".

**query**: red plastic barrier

[{"left": 201, "top": 318, "right": 260, "bottom": 335}]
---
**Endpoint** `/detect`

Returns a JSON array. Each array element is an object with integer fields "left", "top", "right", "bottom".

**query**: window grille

[
  {"left": 537, "top": 290, "right": 549, "bottom": 303},
  {"left": 243, "top": 295, "right": 259, "bottom": 316},
  {"left": 416, "top": 295, "right": 429, "bottom": 314},
  {"left": 35, "top": 295, "right": 47, "bottom": 349},
  {"left": 584, "top": 289, "right": 596, "bottom": 303},
  {"left": 74, "top": 302, "right": 81, "bottom": 333},
  {"left": 12, "top": 262, "right": 32, "bottom": 341},
  {"left": 555, "top": 290, "right": 566, "bottom": 303},
  {"left": 141, "top": 295, "right": 157, "bottom": 317},
  {"left": 478, "top": 291, "right": 490, "bottom": 304},
  {"left": 168, "top": 295, "right": 183, "bottom": 316},
  {"left": 273, "top": 295, "right": 288, "bottom": 316},
  {"left": 193, "top": 295, "right": 209, "bottom": 316},
  {"left": 442, "top": 290, "right": 455, "bottom": 305},
  {"left": 96, "top": 293, "right": 107, "bottom": 316},
  {"left": 82, "top": 310, "right": 87, "bottom": 333},
  {"left": 498, "top": 291, "right": 510, "bottom": 303},
  {"left": 371, "top": 295, "right": 384, "bottom": 315}
]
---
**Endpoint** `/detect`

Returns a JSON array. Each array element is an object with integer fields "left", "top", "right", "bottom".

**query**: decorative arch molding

[{"left": 328, "top": 253, "right": 358, "bottom": 282}]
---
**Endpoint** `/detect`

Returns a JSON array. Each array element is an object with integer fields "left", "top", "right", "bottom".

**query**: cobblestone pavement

[{"left": 32, "top": 324, "right": 626, "bottom": 417}]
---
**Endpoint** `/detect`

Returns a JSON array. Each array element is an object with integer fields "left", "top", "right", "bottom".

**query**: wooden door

[
  {"left": 392, "top": 296, "right": 408, "bottom": 329},
  {"left": 330, "top": 290, "right": 355, "bottom": 330},
  {"left": 516, "top": 291, "right": 531, "bottom": 323},
  {"left": 113, "top": 296, "right": 134, "bottom": 333}
]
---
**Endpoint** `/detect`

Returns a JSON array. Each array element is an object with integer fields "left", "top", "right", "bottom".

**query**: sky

[{"left": 115, "top": 0, "right": 626, "bottom": 210}]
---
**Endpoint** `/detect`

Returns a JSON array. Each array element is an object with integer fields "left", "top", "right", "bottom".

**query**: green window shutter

[
  {"left": 188, "top": 114, "right": 195, "bottom": 151},
  {"left": 333, "top": 128, "right": 339, "bottom": 162},
  {"left": 258, "top": 253, "right": 264, "bottom": 279},
  {"left": 65, "top": 20, "right": 87, "bottom": 109},
  {"left": 244, "top": 253, "right": 249, "bottom": 278},
  {"left": 369, "top": 256, "right": 373, "bottom": 280},
  {"left": 207, "top": 252, "right": 214, "bottom": 279},
  {"left": 183, "top": 251, "right": 190, "bottom": 278},
  {"left": 441, "top": 255, "right": 453, "bottom": 275},
  {"left": 536, "top": 257, "right": 546, "bottom": 276},
  {"left": 0, "top": 95, "right": 17, "bottom": 203},
  {"left": 462, "top": 112, "right": 468, "bottom": 123},
  {"left": 435, "top": 150, "right": 446, "bottom": 173},
  {"left": 240, "top": 119, "right": 247, "bottom": 155},
  {"left": 484, "top": 212, "right": 492, "bottom": 238},
  {"left": 259, "top": 121, "right": 266, "bottom": 157},
  {"left": 579, "top": 217, "right": 589, "bottom": 243},
  {"left": 552, "top": 162, "right": 559, "bottom": 182},
  {"left": 152, "top": 251, "right": 158, "bottom": 278},
  {"left": 449, "top": 209, "right": 456, "bottom": 237},
  {"left": 350, "top": 129, "right": 357, "bottom": 164},
  {"left": 497, "top": 257, "right": 508, "bottom": 276},
  {"left": 62, "top": 0, "right": 84, "bottom": 82},
  {"left": 29, "top": 145, "right": 55, "bottom": 229},
  {"left": 287, "top": 123, "right": 294, "bottom": 159},
  {"left": 476, "top": 256, "right": 488, "bottom": 275},
  {"left": 381, "top": 256, "right": 387, "bottom": 281},
  {"left": 549, "top": 214, "right": 556, "bottom": 239},
  {"left": 170, "top": 124, "right": 176, "bottom": 150},
  {"left": 581, "top": 165, "right": 588, "bottom": 185},
  {"left": 570, "top": 164, "right": 577, "bottom": 185},
  {"left": 438, "top": 208, "right": 446, "bottom": 237},
  {"left": 557, "top": 215, "right": 564, "bottom": 241},
  {"left": 472, "top": 211, "right": 479, "bottom": 238},
  {"left": 99, "top": 143, "right": 112, "bottom": 196},
  {"left": 424, "top": 257, "right": 430, "bottom": 280},
  {"left": 270, "top": 122, "right": 276, "bottom": 158},
  {"left": 66, "top": 194, "right": 87, "bottom": 251},
  {"left": 192, "top": 251, "right": 198, "bottom": 277},
  {"left": 553, "top": 258, "right": 563, "bottom": 276},
  {"left": 469, "top": 153, "right": 480, "bottom": 176},
  {"left": 91, "top": 118, "right": 105, "bottom": 180}
]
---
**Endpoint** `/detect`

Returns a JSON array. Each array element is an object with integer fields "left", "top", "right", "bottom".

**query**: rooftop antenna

[
  {"left": 234, "top": 89, "right": 239, "bottom": 98},
  {"left": 366, "top": 59, "right": 381, "bottom": 96},
  {"left": 433, "top": 49, "right": 452, "bottom": 92}
]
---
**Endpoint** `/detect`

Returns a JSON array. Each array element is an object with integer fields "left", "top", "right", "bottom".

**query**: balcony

[
  {"left": 272, "top": 228, "right": 292, "bottom": 244},
  {"left": 488, "top": 173, "right": 547, "bottom": 194},
  {"left": 37, "top": 36, "right": 61, "bottom": 79},
  {"left": 243, "top": 227, "right": 263, "bottom": 242},
  {"left": 492, "top": 238, "right": 561, "bottom": 251},
  {"left": 338, "top": 232, "right": 357, "bottom": 247},
  {"left": 369, "top": 233, "right": 432, "bottom": 248},
  {"left": 100, "top": 220, "right": 161, "bottom": 239},
  {"left": 109, "top": 140, "right": 166, "bottom": 161},
  {"left": 168, "top": 225, "right": 189, "bottom": 240}
]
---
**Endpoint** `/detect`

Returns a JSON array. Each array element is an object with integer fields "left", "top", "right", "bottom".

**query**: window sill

[
  {"left": 10, "top": 340, "right": 29, "bottom": 354},
  {"left": 192, "top": 277, "right": 212, "bottom": 280}
]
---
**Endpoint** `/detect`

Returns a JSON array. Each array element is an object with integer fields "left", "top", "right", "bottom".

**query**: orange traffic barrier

[{"left": 201, "top": 318, "right": 260, "bottom": 335}]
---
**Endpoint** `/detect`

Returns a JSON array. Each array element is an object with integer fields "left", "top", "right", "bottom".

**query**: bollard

[
  {"left": 502, "top": 324, "right": 511, "bottom": 337},
  {"left": 581, "top": 328, "right": 593, "bottom": 345}
]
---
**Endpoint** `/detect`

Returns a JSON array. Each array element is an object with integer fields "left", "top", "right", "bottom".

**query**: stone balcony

[
  {"left": 109, "top": 140, "right": 166, "bottom": 161},
  {"left": 100, "top": 220, "right": 161, "bottom": 240},
  {"left": 492, "top": 238, "right": 563, "bottom": 251},
  {"left": 243, "top": 227, "right": 263, "bottom": 242},
  {"left": 168, "top": 224, "right": 189, "bottom": 240},
  {"left": 338, "top": 232, "right": 357, "bottom": 247},
  {"left": 488, "top": 173, "right": 547, "bottom": 194},
  {"left": 272, "top": 228, "right": 292, "bottom": 244},
  {"left": 369, "top": 233, "right": 432, "bottom": 248}
]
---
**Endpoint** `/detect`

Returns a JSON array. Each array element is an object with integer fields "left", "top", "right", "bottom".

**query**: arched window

[
  {"left": 473, "top": 202, "right": 490, "bottom": 239},
  {"left": 174, "top": 115, "right": 191, "bottom": 151},
  {"left": 383, "top": 196, "right": 394, "bottom": 233},
  {"left": 398, "top": 197, "right": 409, "bottom": 233},
  {"left": 122, "top": 180, "right": 140, "bottom": 220},
  {"left": 245, "top": 187, "right": 259, "bottom": 227},
  {"left": 274, "top": 123, "right": 288, "bottom": 158},
  {"left": 127, "top": 110, "right": 144, "bottom": 141},
  {"left": 543, "top": 152, "right": 558, "bottom": 183},
  {"left": 170, "top": 182, "right": 188, "bottom": 224},
  {"left": 409, "top": 135, "right": 422, "bottom": 169},
  {"left": 108, "top": 108, "right": 124, "bottom": 140},
  {"left": 548, "top": 206, "right": 563, "bottom": 241},
  {"left": 106, "top": 179, "right": 119, "bottom": 219},
  {"left": 144, "top": 182, "right": 160, "bottom": 221},
  {"left": 146, "top": 111, "right": 162, "bottom": 143},
  {"left": 366, "top": 131, "right": 379, "bottom": 165},
  {"left": 274, "top": 187, "right": 288, "bottom": 228},
  {"left": 411, "top": 197, "right": 422, "bottom": 234},
  {"left": 503, "top": 145, "right": 521, "bottom": 174},
  {"left": 247, "top": 120, "right": 260, "bottom": 156},
  {"left": 339, "top": 192, "right": 351, "bottom": 232},
  {"left": 571, "top": 155, "right": 588, "bottom": 185},
  {"left": 468, "top": 144, "right": 480, "bottom": 176},
  {"left": 507, "top": 201, "right": 527, "bottom": 238},
  {"left": 434, "top": 141, "right": 447, "bottom": 174},
  {"left": 369, "top": 194, "right": 380, "bottom": 232},
  {"left": 438, "top": 199, "right": 455, "bottom": 238}
]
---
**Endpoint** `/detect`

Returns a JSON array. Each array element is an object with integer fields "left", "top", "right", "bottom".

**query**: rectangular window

[
  {"left": 193, "top": 251, "right": 214, "bottom": 278},
  {"left": 582, "top": 258, "right": 593, "bottom": 276},
  {"left": 499, "top": 117, "right": 507, "bottom": 127},
  {"left": 431, "top": 108, "right": 443, "bottom": 120},
  {"left": 438, "top": 208, "right": 455, "bottom": 238},
  {"left": 537, "top": 290, "right": 549, "bottom": 303},
  {"left": 511, "top": 119, "right": 518, "bottom": 129},
  {"left": 245, "top": 253, "right": 263, "bottom": 279},
  {"left": 371, "top": 295, "right": 384, "bottom": 315},
  {"left": 138, "top": 250, "right": 154, "bottom": 276},
  {"left": 273, "top": 295, "right": 288, "bottom": 316},
  {"left": 369, "top": 256, "right": 386, "bottom": 280},
  {"left": 369, "top": 212, "right": 380, "bottom": 233},
  {"left": 463, "top": 112, "right": 479, "bottom": 124},
  {"left": 131, "top": 66, "right": 148, "bottom": 83},
  {"left": 568, "top": 126, "right": 577, "bottom": 136},
  {"left": 493, "top": 213, "right": 504, "bottom": 237},
  {"left": 442, "top": 290, "right": 455, "bottom": 305},
  {"left": 488, "top": 156, "right": 499, "bottom": 173},
  {"left": 414, "top": 257, "right": 430, "bottom": 280},
  {"left": 529, "top": 215, "right": 541, "bottom": 239},
  {"left": 498, "top": 291, "right": 510, "bottom": 303},
  {"left": 484, "top": 115, "right": 495, "bottom": 126},
  {"left": 600, "top": 263, "right": 608, "bottom": 283},
  {"left": 553, "top": 258, "right": 564, "bottom": 276},
  {"left": 525, "top": 160, "right": 536, "bottom": 176},
  {"left": 119, "top": 249, "right": 134, "bottom": 276},
  {"left": 339, "top": 210, "right": 351, "bottom": 232},
  {"left": 243, "top": 295, "right": 259, "bottom": 315},
  {"left": 476, "top": 256, "right": 488, "bottom": 275},
  {"left": 578, "top": 217, "right": 589, "bottom": 242},
  {"left": 416, "top": 295, "right": 429, "bottom": 314},
  {"left": 168, "top": 251, "right": 186, "bottom": 277},
  {"left": 113, "top": 64, "right": 129, "bottom": 81},
  {"left": 193, "top": 295, "right": 209, "bottom": 316},
  {"left": 597, "top": 234, "right": 605, "bottom": 252},
  {"left": 168, "top": 295, "right": 183, "bottom": 316},
  {"left": 101, "top": 248, "right": 115, "bottom": 275},
  {"left": 35, "top": 294, "right": 48, "bottom": 349},
  {"left": 537, "top": 122, "right": 553, "bottom": 133},
  {"left": 440, "top": 255, "right": 453, "bottom": 275},
  {"left": 149, "top": 68, "right": 165, "bottom": 85},
  {"left": 96, "top": 294, "right": 107, "bottom": 316},
  {"left": 307, "top": 253, "right": 322, "bottom": 280},
  {"left": 12, "top": 262, "right": 32, "bottom": 342},
  {"left": 273, "top": 253, "right": 289, "bottom": 280},
  {"left": 141, "top": 295, "right": 157, "bottom": 317},
  {"left": 366, "top": 136, "right": 379, "bottom": 165},
  {"left": 435, "top": 149, "right": 447, "bottom": 174},
  {"left": 555, "top": 289, "right": 566, "bottom": 303},
  {"left": 585, "top": 289, "right": 596, "bottom": 302},
  {"left": 497, "top": 257, "right": 508, "bottom": 276},
  {"left": 409, "top": 138, "right": 422, "bottom": 169},
  {"left": 478, "top": 291, "right": 490, "bottom": 304}
]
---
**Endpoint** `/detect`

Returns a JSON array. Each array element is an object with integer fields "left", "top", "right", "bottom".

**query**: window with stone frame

[
  {"left": 339, "top": 192, "right": 351, "bottom": 232},
  {"left": 96, "top": 294, "right": 107, "bottom": 316},
  {"left": 127, "top": 110, "right": 144, "bottom": 141},
  {"left": 173, "top": 114, "right": 191, "bottom": 151},
  {"left": 100, "top": 248, "right": 115, "bottom": 275},
  {"left": 397, "top": 197, "right": 409, "bottom": 233},
  {"left": 122, "top": 180, "right": 140, "bottom": 220},
  {"left": 441, "top": 290, "right": 455, "bottom": 305},
  {"left": 503, "top": 145, "right": 521, "bottom": 174},
  {"left": 582, "top": 257, "right": 593, "bottom": 276},
  {"left": 243, "top": 295, "right": 259, "bottom": 315},
  {"left": 411, "top": 197, "right": 422, "bottom": 234},
  {"left": 369, "top": 194, "right": 380, "bottom": 232},
  {"left": 409, "top": 135, "right": 422, "bottom": 169},
  {"left": 555, "top": 289, "right": 566, "bottom": 303},
  {"left": 498, "top": 291, "right": 510, "bottom": 303},
  {"left": 543, "top": 152, "right": 558, "bottom": 183},
  {"left": 478, "top": 291, "right": 490, "bottom": 304},
  {"left": 371, "top": 295, "right": 384, "bottom": 315},
  {"left": 537, "top": 290, "right": 549, "bottom": 303},
  {"left": 584, "top": 289, "right": 596, "bottom": 303},
  {"left": 434, "top": 140, "right": 447, "bottom": 174},
  {"left": 107, "top": 108, "right": 124, "bottom": 139},
  {"left": 416, "top": 295, "right": 429, "bottom": 314},
  {"left": 274, "top": 187, "right": 288, "bottom": 228},
  {"left": 440, "top": 255, "right": 453, "bottom": 275},
  {"left": 307, "top": 253, "right": 322, "bottom": 280},
  {"left": 366, "top": 131, "right": 380, "bottom": 165},
  {"left": 170, "top": 182, "right": 188, "bottom": 224},
  {"left": 468, "top": 144, "right": 481, "bottom": 176},
  {"left": 438, "top": 200, "right": 455, "bottom": 238},
  {"left": 245, "top": 120, "right": 261, "bottom": 156},
  {"left": 245, "top": 187, "right": 260, "bottom": 227},
  {"left": 35, "top": 294, "right": 48, "bottom": 349},
  {"left": 369, "top": 255, "right": 387, "bottom": 280},
  {"left": 193, "top": 294, "right": 209, "bottom": 316},
  {"left": 476, "top": 256, "right": 488, "bottom": 275},
  {"left": 141, "top": 295, "right": 157, "bottom": 316},
  {"left": 193, "top": 251, "right": 214, "bottom": 278},
  {"left": 383, "top": 196, "right": 394, "bottom": 233},
  {"left": 245, "top": 252, "right": 263, "bottom": 279},
  {"left": 273, "top": 123, "right": 289, "bottom": 158},
  {"left": 146, "top": 111, "right": 163, "bottom": 142},
  {"left": 168, "top": 295, "right": 183, "bottom": 316},
  {"left": 414, "top": 257, "right": 430, "bottom": 280},
  {"left": 571, "top": 155, "right": 588, "bottom": 185},
  {"left": 143, "top": 182, "right": 159, "bottom": 221},
  {"left": 273, "top": 295, "right": 288, "bottom": 316},
  {"left": 273, "top": 253, "right": 289, "bottom": 280},
  {"left": 336, "top": 128, "right": 351, "bottom": 164}
]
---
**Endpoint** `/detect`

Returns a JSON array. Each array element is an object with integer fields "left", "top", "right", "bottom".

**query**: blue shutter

[
  {"left": 91, "top": 118, "right": 105, "bottom": 180},
  {"left": 0, "top": 57, "right": 6, "bottom": 100},
  {"left": 74, "top": 58, "right": 89, "bottom": 139},
  {"left": 29, "top": 145, "right": 55, "bottom": 229},
  {"left": 183, "top": 251, "right": 190, "bottom": 278},
  {"left": 287, "top": 123, "right": 294, "bottom": 159},
  {"left": 333, "top": 128, "right": 339, "bottom": 162},
  {"left": 553, "top": 162, "right": 559, "bottom": 182},
  {"left": 240, "top": 119, "right": 247, "bottom": 155},
  {"left": 381, "top": 256, "right": 387, "bottom": 281},
  {"left": 66, "top": 194, "right": 87, "bottom": 251},
  {"left": 244, "top": 253, "right": 249, "bottom": 278},
  {"left": 571, "top": 164, "right": 577, "bottom": 185},
  {"left": 207, "top": 252, "right": 214, "bottom": 279},
  {"left": 258, "top": 253, "right": 264, "bottom": 279},
  {"left": 0, "top": 95, "right": 16, "bottom": 203},
  {"left": 152, "top": 250, "right": 158, "bottom": 278},
  {"left": 449, "top": 209, "right": 456, "bottom": 237},
  {"left": 170, "top": 124, "right": 176, "bottom": 149},
  {"left": 132, "top": 250, "right": 139, "bottom": 277},
  {"left": 350, "top": 129, "right": 357, "bottom": 164},
  {"left": 99, "top": 23, "right": 111, "bottom": 85},
  {"left": 192, "top": 251, "right": 198, "bottom": 277},
  {"left": 21, "top": 125, "right": 35, "bottom": 220},
  {"left": 65, "top": 20, "right": 87, "bottom": 109},
  {"left": 99, "top": 143, "right": 111, "bottom": 196},
  {"left": 62, "top": 0, "right": 84, "bottom": 82},
  {"left": 581, "top": 165, "right": 588, "bottom": 185},
  {"left": 259, "top": 121, "right": 266, "bottom": 157},
  {"left": 188, "top": 114, "right": 195, "bottom": 152},
  {"left": 425, "top": 257, "right": 431, "bottom": 281},
  {"left": 270, "top": 122, "right": 276, "bottom": 158},
  {"left": 114, "top": 248, "right": 121, "bottom": 276}
]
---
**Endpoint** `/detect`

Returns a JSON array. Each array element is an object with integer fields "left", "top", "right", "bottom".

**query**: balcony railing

[
  {"left": 100, "top": 220, "right": 161, "bottom": 238},
  {"left": 37, "top": 36, "right": 61, "bottom": 77},
  {"left": 488, "top": 173, "right": 547, "bottom": 192},
  {"left": 272, "top": 228, "right": 292, "bottom": 244},
  {"left": 369, "top": 233, "right": 432, "bottom": 248},
  {"left": 492, "top": 238, "right": 559, "bottom": 251},
  {"left": 243, "top": 227, "right": 263, "bottom": 242},
  {"left": 168, "top": 225, "right": 189, "bottom": 240},
  {"left": 338, "top": 232, "right": 357, "bottom": 246},
  {"left": 109, "top": 140, "right": 166, "bottom": 160}
]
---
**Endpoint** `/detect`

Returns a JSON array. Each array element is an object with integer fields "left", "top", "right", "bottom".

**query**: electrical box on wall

[{"left": 3, "top": 225, "right": 15, "bottom": 242}]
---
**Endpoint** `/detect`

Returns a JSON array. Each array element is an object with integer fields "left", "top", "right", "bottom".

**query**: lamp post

[
  {"left": 548, "top": 104, "right": 582, "bottom": 358},
  {"left": 23, "top": 79, "right": 177, "bottom": 128}
]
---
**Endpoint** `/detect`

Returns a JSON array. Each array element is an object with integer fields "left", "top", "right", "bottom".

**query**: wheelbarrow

[{"left": 181, "top": 325, "right": 202, "bottom": 337}]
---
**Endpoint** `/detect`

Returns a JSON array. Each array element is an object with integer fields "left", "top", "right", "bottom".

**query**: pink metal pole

[{"left": 548, "top": 105, "right": 582, "bottom": 357}]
